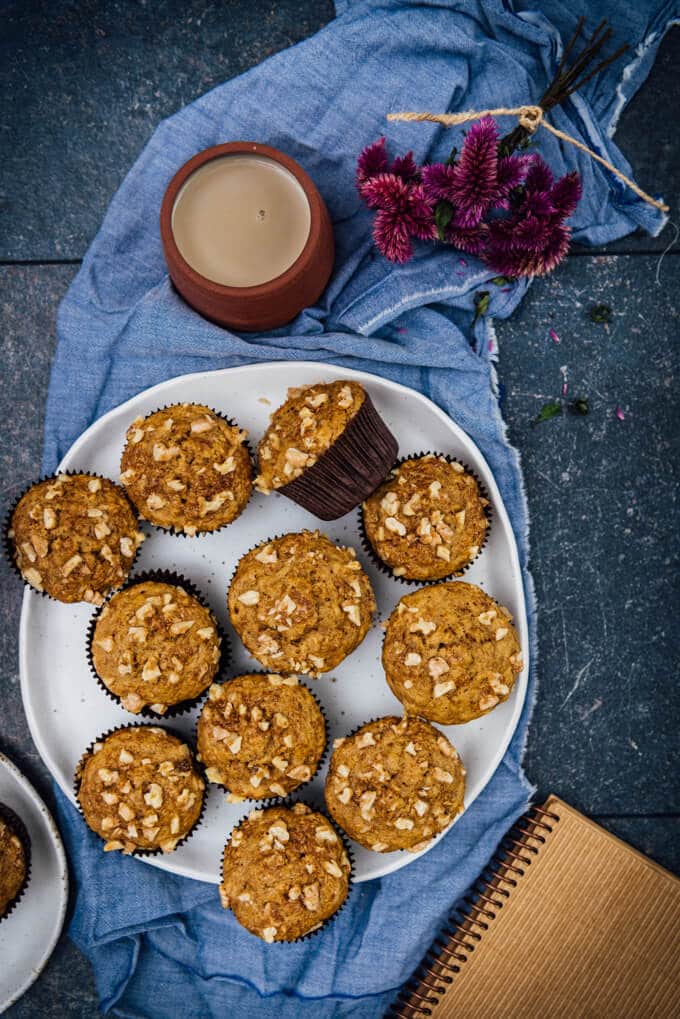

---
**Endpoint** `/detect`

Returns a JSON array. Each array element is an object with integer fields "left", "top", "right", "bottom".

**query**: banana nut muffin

[
  {"left": 255, "top": 381, "right": 366, "bottom": 494},
  {"left": 362, "top": 454, "right": 489, "bottom": 580},
  {"left": 228, "top": 530, "right": 375, "bottom": 675},
  {"left": 382, "top": 581, "right": 523, "bottom": 725},
  {"left": 197, "top": 673, "right": 326, "bottom": 800},
  {"left": 8, "top": 473, "right": 143, "bottom": 604},
  {"left": 0, "top": 806, "right": 29, "bottom": 920},
  {"left": 220, "top": 802, "right": 351, "bottom": 942},
  {"left": 120, "top": 403, "right": 252, "bottom": 535},
  {"left": 91, "top": 579, "right": 222, "bottom": 715},
  {"left": 76, "top": 726, "right": 205, "bottom": 854},
  {"left": 325, "top": 716, "right": 465, "bottom": 853}
]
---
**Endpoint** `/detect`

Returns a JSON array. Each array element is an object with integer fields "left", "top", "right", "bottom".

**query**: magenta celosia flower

[
  {"left": 550, "top": 171, "right": 582, "bottom": 217},
  {"left": 448, "top": 116, "right": 501, "bottom": 226},
  {"left": 356, "top": 127, "right": 581, "bottom": 277},
  {"left": 421, "top": 138, "right": 530, "bottom": 219},
  {"left": 356, "top": 137, "right": 420, "bottom": 190},
  {"left": 356, "top": 137, "right": 389, "bottom": 188},
  {"left": 483, "top": 156, "right": 581, "bottom": 277},
  {"left": 361, "top": 173, "right": 435, "bottom": 262}
]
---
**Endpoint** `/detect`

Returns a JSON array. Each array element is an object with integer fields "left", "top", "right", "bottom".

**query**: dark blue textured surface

[{"left": 1, "top": 4, "right": 678, "bottom": 1016}]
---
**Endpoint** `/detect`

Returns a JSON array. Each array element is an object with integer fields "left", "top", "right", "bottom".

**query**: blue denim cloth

[{"left": 45, "top": 2, "right": 676, "bottom": 1015}]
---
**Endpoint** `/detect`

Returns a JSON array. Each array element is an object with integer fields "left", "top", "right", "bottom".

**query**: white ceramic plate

[
  {"left": 0, "top": 752, "right": 68, "bottom": 1013},
  {"left": 20, "top": 361, "right": 528, "bottom": 885}
]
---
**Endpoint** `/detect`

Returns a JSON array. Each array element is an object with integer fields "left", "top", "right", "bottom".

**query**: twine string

[{"left": 386, "top": 104, "right": 669, "bottom": 213}]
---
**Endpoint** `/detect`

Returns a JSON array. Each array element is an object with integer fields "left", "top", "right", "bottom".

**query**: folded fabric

[{"left": 47, "top": 1, "right": 675, "bottom": 1015}]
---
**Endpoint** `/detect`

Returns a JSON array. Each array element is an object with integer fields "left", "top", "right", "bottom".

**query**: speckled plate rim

[
  {"left": 0, "top": 751, "right": 68, "bottom": 1014},
  {"left": 19, "top": 361, "right": 529, "bottom": 886}
]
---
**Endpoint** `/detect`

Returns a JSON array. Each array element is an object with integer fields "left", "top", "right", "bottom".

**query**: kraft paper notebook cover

[{"left": 391, "top": 796, "right": 680, "bottom": 1018}]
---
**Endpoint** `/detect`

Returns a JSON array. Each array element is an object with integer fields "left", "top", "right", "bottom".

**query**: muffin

[
  {"left": 325, "top": 716, "right": 465, "bottom": 853},
  {"left": 0, "top": 805, "right": 30, "bottom": 921},
  {"left": 254, "top": 380, "right": 397, "bottom": 520},
  {"left": 362, "top": 454, "right": 489, "bottom": 580},
  {"left": 197, "top": 673, "right": 326, "bottom": 800},
  {"left": 228, "top": 530, "right": 375, "bottom": 675},
  {"left": 220, "top": 802, "right": 351, "bottom": 942},
  {"left": 120, "top": 403, "right": 252, "bottom": 535},
  {"left": 90, "top": 577, "right": 223, "bottom": 715},
  {"left": 7, "top": 473, "right": 143, "bottom": 604},
  {"left": 382, "top": 581, "right": 523, "bottom": 724},
  {"left": 75, "top": 726, "right": 205, "bottom": 854}
]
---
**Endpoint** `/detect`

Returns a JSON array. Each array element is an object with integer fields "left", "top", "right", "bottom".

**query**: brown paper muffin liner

[
  {"left": 85, "top": 569, "right": 231, "bottom": 719},
  {"left": 73, "top": 722, "right": 207, "bottom": 857},
  {"left": 119, "top": 404, "right": 254, "bottom": 538},
  {"left": 194, "top": 670, "right": 329, "bottom": 803},
  {"left": 3, "top": 470, "right": 143, "bottom": 604},
  {"left": 0, "top": 802, "right": 32, "bottom": 923},
  {"left": 358, "top": 451, "right": 493, "bottom": 586},
  {"left": 219, "top": 797, "right": 355, "bottom": 943},
  {"left": 276, "top": 391, "right": 398, "bottom": 521}
]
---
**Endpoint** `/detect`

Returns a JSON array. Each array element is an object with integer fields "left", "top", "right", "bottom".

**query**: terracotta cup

[{"left": 160, "top": 142, "right": 335, "bottom": 332}]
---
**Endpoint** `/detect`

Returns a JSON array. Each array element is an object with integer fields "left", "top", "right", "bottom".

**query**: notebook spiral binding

[{"left": 387, "top": 803, "right": 562, "bottom": 1017}]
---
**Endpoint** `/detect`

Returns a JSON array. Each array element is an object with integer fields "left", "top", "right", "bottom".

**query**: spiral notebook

[{"left": 391, "top": 795, "right": 680, "bottom": 1018}]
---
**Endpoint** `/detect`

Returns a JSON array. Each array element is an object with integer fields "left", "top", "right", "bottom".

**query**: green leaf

[
  {"left": 445, "top": 146, "right": 458, "bottom": 167},
  {"left": 589, "top": 303, "right": 612, "bottom": 324},
  {"left": 490, "top": 276, "right": 515, "bottom": 286},
  {"left": 434, "top": 200, "right": 453, "bottom": 241},
  {"left": 472, "top": 290, "right": 490, "bottom": 325},
  {"left": 568, "top": 397, "right": 589, "bottom": 416},
  {"left": 531, "top": 401, "right": 562, "bottom": 428}
]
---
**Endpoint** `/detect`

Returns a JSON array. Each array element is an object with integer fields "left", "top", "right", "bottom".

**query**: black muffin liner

[
  {"left": 194, "top": 670, "right": 329, "bottom": 803},
  {"left": 275, "top": 391, "right": 398, "bottom": 521},
  {"left": 325, "top": 714, "right": 464, "bottom": 855},
  {"left": 0, "top": 802, "right": 32, "bottom": 923},
  {"left": 119, "top": 404, "right": 254, "bottom": 538},
  {"left": 73, "top": 722, "right": 207, "bottom": 857},
  {"left": 3, "top": 470, "right": 143, "bottom": 604},
  {"left": 226, "top": 530, "right": 376, "bottom": 676},
  {"left": 358, "top": 452, "right": 493, "bottom": 587},
  {"left": 219, "top": 798, "right": 355, "bottom": 944},
  {"left": 85, "top": 569, "right": 231, "bottom": 719}
]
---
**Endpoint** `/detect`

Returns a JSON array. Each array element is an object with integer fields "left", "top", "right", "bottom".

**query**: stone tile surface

[
  {"left": 495, "top": 255, "right": 679, "bottom": 813},
  {"left": 0, "top": 0, "right": 335, "bottom": 260}
]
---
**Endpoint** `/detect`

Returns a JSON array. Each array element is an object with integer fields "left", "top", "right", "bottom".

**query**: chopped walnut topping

[
  {"left": 384, "top": 516, "right": 406, "bottom": 536},
  {"left": 341, "top": 602, "right": 362, "bottom": 627},
  {"left": 409, "top": 618, "right": 436, "bottom": 636},
  {"left": 428, "top": 656, "right": 449, "bottom": 678},
  {"left": 395, "top": 817, "right": 414, "bottom": 830},
  {"left": 359, "top": 790, "right": 376, "bottom": 820}
]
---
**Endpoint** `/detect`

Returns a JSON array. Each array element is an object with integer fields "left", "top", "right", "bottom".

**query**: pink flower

[
  {"left": 356, "top": 126, "right": 581, "bottom": 277},
  {"left": 362, "top": 174, "right": 435, "bottom": 262},
  {"left": 356, "top": 137, "right": 420, "bottom": 191},
  {"left": 483, "top": 156, "right": 579, "bottom": 277},
  {"left": 356, "top": 137, "right": 389, "bottom": 188},
  {"left": 449, "top": 116, "right": 500, "bottom": 226}
]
